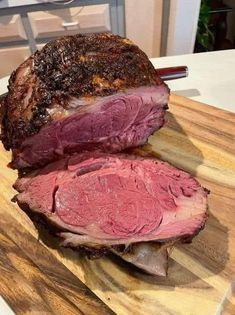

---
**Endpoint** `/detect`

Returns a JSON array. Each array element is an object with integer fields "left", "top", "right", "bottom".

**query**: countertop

[
  {"left": 151, "top": 49, "right": 235, "bottom": 113},
  {"left": 1, "top": 49, "right": 235, "bottom": 112}
]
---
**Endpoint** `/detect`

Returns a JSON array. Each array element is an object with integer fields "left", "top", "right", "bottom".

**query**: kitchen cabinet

[
  {"left": 0, "top": 14, "right": 26, "bottom": 43},
  {"left": 0, "top": 0, "right": 124, "bottom": 77},
  {"left": 28, "top": 7, "right": 83, "bottom": 39},
  {"left": 0, "top": 46, "right": 30, "bottom": 78},
  {"left": 0, "top": 0, "right": 124, "bottom": 50},
  {"left": 77, "top": 4, "right": 111, "bottom": 34},
  {"left": 28, "top": 4, "right": 111, "bottom": 39}
]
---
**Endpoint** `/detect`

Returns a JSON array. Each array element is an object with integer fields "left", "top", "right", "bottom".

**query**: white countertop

[
  {"left": 151, "top": 49, "right": 235, "bottom": 113},
  {"left": 0, "top": 297, "right": 15, "bottom": 315},
  {"left": 1, "top": 49, "right": 235, "bottom": 113}
]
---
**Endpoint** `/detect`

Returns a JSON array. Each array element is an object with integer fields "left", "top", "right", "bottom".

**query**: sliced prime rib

[
  {"left": 1, "top": 33, "right": 169, "bottom": 170},
  {"left": 14, "top": 153, "right": 208, "bottom": 275}
]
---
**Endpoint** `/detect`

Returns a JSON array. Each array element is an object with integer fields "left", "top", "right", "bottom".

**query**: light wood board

[{"left": 0, "top": 94, "right": 235, "bottom": 315}]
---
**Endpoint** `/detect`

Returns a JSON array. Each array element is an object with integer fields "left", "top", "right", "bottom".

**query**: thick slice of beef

[
  {"left": 14, "top": 153, "right": 208, "bottom": 249},
  {"left": 1, "top": 33, "right": 169, "bottom": 170}
]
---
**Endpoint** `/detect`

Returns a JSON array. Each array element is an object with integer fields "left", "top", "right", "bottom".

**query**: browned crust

[
  {"left": 0, "top": 94, "right": 6, "bottom": 124},
  {"left": 33, "top": 33, "right": 162, "bottom": 95},
  {"left": 1, "top": 33, "right": 163, "bottom": 150}
]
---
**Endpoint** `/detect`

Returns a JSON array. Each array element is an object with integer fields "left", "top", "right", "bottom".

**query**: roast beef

[
  {"left": 1, "top": 33, "right": 169, "bottom": 170},
  {"left": 14, "top": 153, "right": 208, "bottom": 252},
  {"left": 1, "top": 33, "right": 208, "bottom": 276}
]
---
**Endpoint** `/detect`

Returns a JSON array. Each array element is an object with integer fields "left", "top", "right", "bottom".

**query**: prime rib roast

[{"left": 0, "top": 33, "right": 208, "bottom": 276}]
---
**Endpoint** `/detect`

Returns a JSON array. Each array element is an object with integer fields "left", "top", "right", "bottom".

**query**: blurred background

[{"left": 0, "top": 0, "right": 234, "bottom": 78}]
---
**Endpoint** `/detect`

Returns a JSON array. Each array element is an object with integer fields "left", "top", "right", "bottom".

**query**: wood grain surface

[{"left": 0, "top": 94, "right": 235, "bottom": 315}]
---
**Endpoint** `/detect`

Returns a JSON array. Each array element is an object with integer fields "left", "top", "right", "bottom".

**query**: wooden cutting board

[{"left": 0, "top": 94, "right": 235, "bottom": 315}]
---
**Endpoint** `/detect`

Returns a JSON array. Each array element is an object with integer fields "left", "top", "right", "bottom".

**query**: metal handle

[
  {"left": 46, "top": 0, "right": 75, "bottom": 5},
  {"left": 62, "top": 21, "right": 79, "bottom": 28}
]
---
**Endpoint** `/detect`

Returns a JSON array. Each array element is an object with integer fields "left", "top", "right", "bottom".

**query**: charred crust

[
  {"left": 1, "top": 33, "right": 163, "bottom": 150},
  {"left": 204, "top": 187, "right": 210, "bottom": 194},
  {"left": 33, "top": 33, "right": 161, "bottom": 97},
  {"left": 0, "top": 94, "right": 6, "bottom": 126},
  {"left": 76, "top": 246, "right": 110, "bottom": 259},
  {"left": 2, "top": 111, "right": 50, "bottom": 150}
]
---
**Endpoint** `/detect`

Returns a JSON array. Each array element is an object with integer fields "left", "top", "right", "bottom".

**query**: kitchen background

[{"left": 0, "top": 0, "right": 234, "bottom": 78}]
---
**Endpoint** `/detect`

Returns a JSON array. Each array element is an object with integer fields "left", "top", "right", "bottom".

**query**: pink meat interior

[
  {"left": 11, "top": 86, "right": 168, "bottom": 169},
  {"left": 15, "top": 154, "right": 208, "bottom": 243}
]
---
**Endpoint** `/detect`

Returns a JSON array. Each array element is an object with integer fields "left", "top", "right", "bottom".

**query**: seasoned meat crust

[
  {"left": 34, "top": 33, "right": 161, "bottom": 94},
  {"left": 1, "top": 33, "right": 162, "bottom": 150}
]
